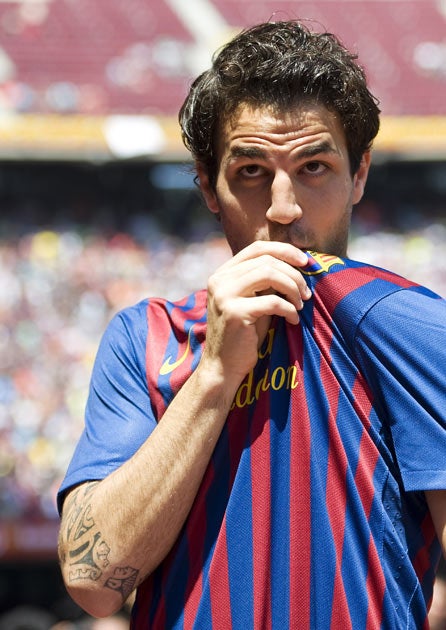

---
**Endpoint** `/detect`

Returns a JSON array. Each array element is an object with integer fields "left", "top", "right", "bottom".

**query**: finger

[
  {"left": 245, "top": 264, "right": 306, "bottom": 310},
  {"left": 219, "top": 245, "right": 312, "bottom": 301},
  {"left": 213, "top": 255, "right": 311, "bottom": 307},
  {"left": 234, "top": 294, "right": 300, "bottom": 326}
]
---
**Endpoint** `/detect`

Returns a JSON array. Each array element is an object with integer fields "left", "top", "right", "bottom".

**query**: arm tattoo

[
  {"left": 105, "top": 566, "right": 139, "bottom": 600},
  {"left": 59, "top": 481, "right": 140, "bottom": 601}
]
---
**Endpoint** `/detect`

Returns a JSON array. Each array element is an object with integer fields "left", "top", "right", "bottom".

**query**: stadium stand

[
  {"left": 0, "top": 0, "right": 194, "bottom": 114},
  {"left": 212, "top": 0, "right": 446, "bottom": 115},
  {"left": 0, "top": 0, "right": 446, "bottom": 160},
  {"left": 0, "top": 0, "right": 444, "bottom": 116},
  {"left": 0, "top": 0, "right": 444, "bottom": 161}
]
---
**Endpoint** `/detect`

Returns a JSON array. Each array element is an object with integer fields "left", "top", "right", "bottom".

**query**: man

[{"left": 58, "top": 21, "right": 446, "bottom": 628}]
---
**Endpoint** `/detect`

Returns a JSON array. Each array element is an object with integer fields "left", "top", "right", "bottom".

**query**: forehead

[{"left": 217, "top": 102, "right": 347, "bottom": 157}]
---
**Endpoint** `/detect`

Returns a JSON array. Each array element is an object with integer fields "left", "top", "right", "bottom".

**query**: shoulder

[
  {"left": 303, "top": 252, "right": 444, "bottom": 345},
  {"left": 357, "top": 286, "right": 445, "bottom": 351},
  {"left": 304, "top": 252, "right": 427, "bottom": 307},
  {"left": 144, "top": 289, "right": 208, "bottom": 343},
  {"left": 146, "top": 288, "right": 208, "bottom": 321},
  {"left": 106, "top": 289, "right": 208, "bottom": 341}
]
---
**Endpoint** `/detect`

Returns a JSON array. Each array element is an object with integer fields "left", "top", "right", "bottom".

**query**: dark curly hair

[{"left": 179, "top": 20, "right": 380, "bottom": 187}]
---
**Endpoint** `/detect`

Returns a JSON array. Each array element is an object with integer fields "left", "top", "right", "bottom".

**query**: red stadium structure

[
  {"left": 0, "top": 0, "right": 444, "bottom": 160},
  {"left": 0, "top": 0, "right": 444, "bottom": 115}
]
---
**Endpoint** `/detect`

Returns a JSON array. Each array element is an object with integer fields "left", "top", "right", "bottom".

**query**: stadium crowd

[
  {"left": 0, "top": 210, "right": 445, "bottom": 524},
  {"left": 0, "top": 223, "right": 230, "bottom": 522}
]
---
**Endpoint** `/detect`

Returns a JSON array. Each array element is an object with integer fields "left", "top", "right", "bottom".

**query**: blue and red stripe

[{"left": 130, "top": 259, "right": 442, "bottom": 628}]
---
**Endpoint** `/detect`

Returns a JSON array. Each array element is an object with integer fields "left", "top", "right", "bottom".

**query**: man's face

[{"left": 199, "top": 103, "right": 370, "bottom": 257}]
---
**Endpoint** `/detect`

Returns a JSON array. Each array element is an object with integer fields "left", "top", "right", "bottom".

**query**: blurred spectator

[
  {"left": 0, "top": 605, "right": 56, "bottom": 629},
  {"left": 0, "top": 226, "right": 230, "bottom": 521},
  {"left": 349, "top": 221, "right": 446, "bottom": 296}
]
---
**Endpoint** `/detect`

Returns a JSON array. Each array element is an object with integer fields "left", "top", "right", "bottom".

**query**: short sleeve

[
  {"left": 354, "top": 287, "right": 446, "bottom": 492},
  {"left": 57, "top": 300, "right": 155, "bottom": 511}
]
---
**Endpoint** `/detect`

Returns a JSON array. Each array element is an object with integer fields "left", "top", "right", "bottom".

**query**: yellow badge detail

[
  {"left": 159, "top": 327, "right": 193, "bottom": 376},
  {"left": 301, "top": 251, "right": 345, "bottom": 276}
]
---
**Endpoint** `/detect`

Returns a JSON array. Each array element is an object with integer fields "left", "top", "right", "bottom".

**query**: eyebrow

[
  {"left": 297, "top": 140, "right": 339, "bottom": 159},
  {"left": 227, "top": 140, "right": 339, "bottom": 162},
  {"left": 228, "top": 146, "right": 267, "bottom": 160}
]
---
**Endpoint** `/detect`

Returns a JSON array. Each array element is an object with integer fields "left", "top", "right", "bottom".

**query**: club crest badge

[{"left": 301, "top": 251, "right": 345, "bottom": 275}]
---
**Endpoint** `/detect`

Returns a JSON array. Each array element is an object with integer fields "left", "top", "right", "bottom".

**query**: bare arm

[
  {"left": 58, "top": 241, "right": 311, "bottom": 617},
  {"left": 59, "top": 363, "right": 241, "bottom": 617}
]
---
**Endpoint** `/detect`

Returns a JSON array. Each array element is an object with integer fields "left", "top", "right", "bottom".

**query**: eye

[
  {"left": 239, "top": 164, "right": 265, "bottom": 178},
  {"left": 302, "top": 161, "right": 327, "bottom": 175}
]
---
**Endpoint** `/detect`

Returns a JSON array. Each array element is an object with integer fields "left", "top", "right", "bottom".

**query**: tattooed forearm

[
  {"left": 68, "top": 531, "right": 110, "bottom": 582},
  {"left": 59, "top": 481, "right": 140, "bottom": 604},
  {"left": 59, "top": 484, "right": 106, "bottom": 577},
  {"left": 105, "top": 566, "right": 139, "bottom": 599},
  {"left": 60, "top": 483, "right": 108, "bottom": 582}
]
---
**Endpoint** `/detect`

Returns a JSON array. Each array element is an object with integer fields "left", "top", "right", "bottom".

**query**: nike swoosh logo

[{"left": 159, "top": 327, "right": 193, "bottom": 376}]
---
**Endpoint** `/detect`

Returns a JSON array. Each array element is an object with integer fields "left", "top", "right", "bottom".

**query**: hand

[{"left": 202, "top": 241, "right": 311, "bottom": 386}]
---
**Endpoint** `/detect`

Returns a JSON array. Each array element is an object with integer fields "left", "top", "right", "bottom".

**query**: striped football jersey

[{"left": 59, "top": 253, "right": 446, "bottom": 629}]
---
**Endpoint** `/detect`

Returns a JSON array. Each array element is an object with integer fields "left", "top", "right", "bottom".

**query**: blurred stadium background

[{"left": 0, "top": 0, "right": 445, "bottom": 626}]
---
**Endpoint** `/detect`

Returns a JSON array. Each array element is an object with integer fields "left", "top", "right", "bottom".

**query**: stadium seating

[
  {"left": 0, "top": 0, "right": 444, "bottom": 115},
  {"left": 0, "top": 0, "right": 193, "bottom": 113},
  {"left": 212, "top": 0, "right": 446, "bottom": 114}
]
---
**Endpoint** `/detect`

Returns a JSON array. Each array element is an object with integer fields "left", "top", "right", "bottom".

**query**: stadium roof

[{"left": 0, "top": 0, "right": 444, "bottom": 159}]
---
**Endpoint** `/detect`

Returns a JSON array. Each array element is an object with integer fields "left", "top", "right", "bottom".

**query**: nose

[{"left": 265, "top": 171, "right": 302, "bottom": 225}]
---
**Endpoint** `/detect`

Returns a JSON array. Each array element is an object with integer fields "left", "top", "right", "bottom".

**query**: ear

[
  {"left": 195, "top": 162, "right": 220, "bottom": 216},
  {"left": 352, "top": 151, "right": 372, "bottom": 205}
]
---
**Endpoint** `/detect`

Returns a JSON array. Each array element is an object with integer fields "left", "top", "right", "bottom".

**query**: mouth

[
  {"left": 268, "top": 237, "right": 313, "bottom": 252},
  {"left": 270, "top": 234, "right": 315, "bottom": 253},
  {"left": 260, "top": 231, "right": 319, "bottom": 254}
]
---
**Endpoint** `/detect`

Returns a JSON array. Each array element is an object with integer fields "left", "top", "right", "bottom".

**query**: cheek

[
  {"left": 217, "top": 201, "right": 266, "bottom": 254},
  {"left": 215, "top": 181, "right": 244, "bottom": 216},
  {"left": 219, "top": 217, "right": 252, "bottom": 254},
  {"left": 322, "top": 179, "right": 356, "bottom": 216},
  {"left": 216, "top": 182, "right": 266, "bottom": 226},
  {"left": 309, "top": 184, "right": 353, "bottom": 232}
]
